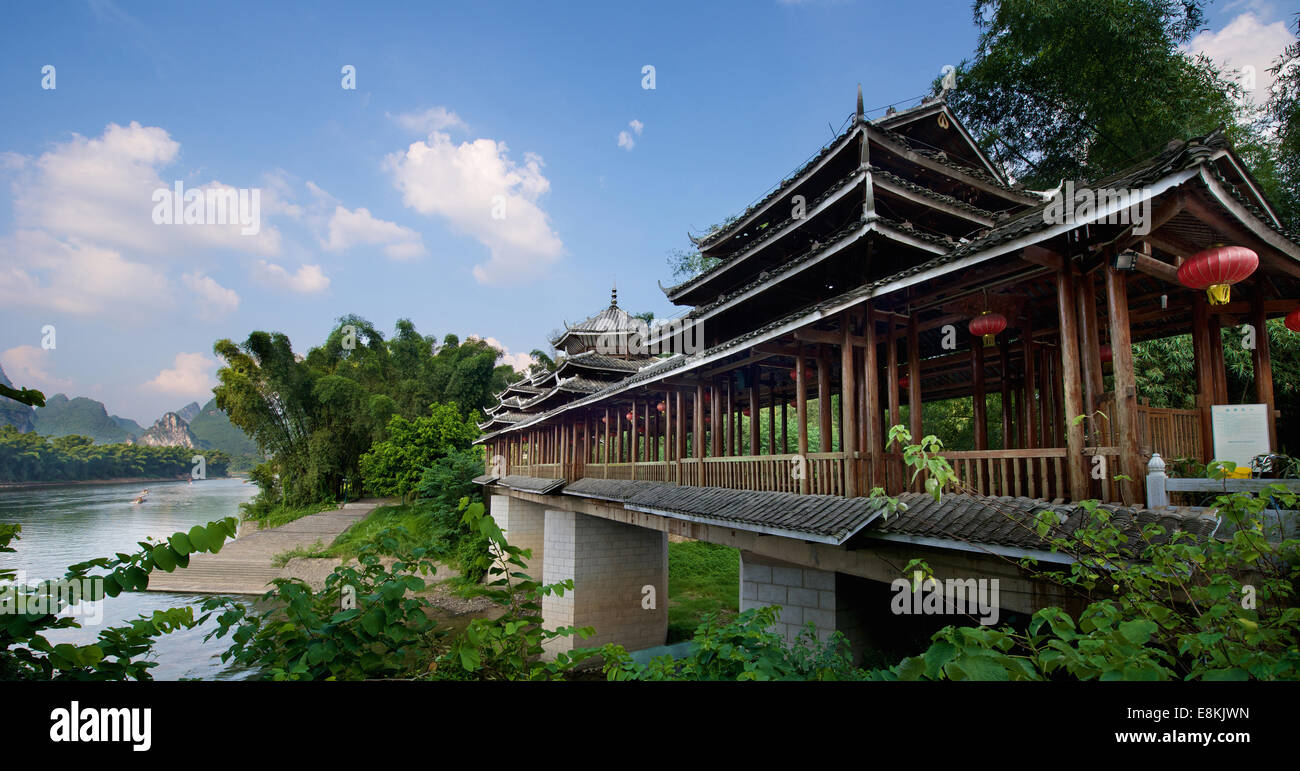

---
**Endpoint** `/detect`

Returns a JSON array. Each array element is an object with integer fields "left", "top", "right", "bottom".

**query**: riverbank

[{"left": 0, "top": 474, "right": 243, "bottom": 491}]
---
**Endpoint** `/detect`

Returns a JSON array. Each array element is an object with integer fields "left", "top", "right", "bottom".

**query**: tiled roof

[
  {"left": 870, "top": 493, "right": 1219, "bottom": 554},
  {"left": 495, "top": 475, "right": 566, "bottom": 494}
]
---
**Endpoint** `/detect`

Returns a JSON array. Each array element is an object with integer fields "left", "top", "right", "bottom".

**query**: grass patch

[
  {"left": 323, "top": 502, "right": 455, "bottom": 560},
  {"left": 245, "top": 501, "right": 335, "bottom": 529},
  {"left": 667, "top": 540, "right": 739, "bottom": 643},
  {"left": 272, "top": 539, "right": 326, "bottom": 567}
]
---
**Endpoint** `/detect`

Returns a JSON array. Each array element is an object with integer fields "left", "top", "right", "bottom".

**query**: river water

[{"left": 0, "top": 477, "right": 259, "bottom": 680}]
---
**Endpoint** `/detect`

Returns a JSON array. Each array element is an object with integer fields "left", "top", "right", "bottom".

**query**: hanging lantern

[
  {"left": 625, "top": 410, "right": 635, "bottom": 422},
  {"left": 656, "top": 401, "right": 666, "bottom": 413},
  {"left": 601, "top": 415, "right": 608, "bottom": 424},
  {"left": 742, "top": 407, "right": 751, "bottom": 417},
  {"left": 789, "top": 368, "right": 798, "bottom": 380},
  {"left": 1287, "top": 308, "right": 1300, "bottom": 333},
  {"left": 1177, "top": 245, "right": 1258, "bottom": 306},
  {"left": 1100, "top": 344, "right": 1113, "bottom": 363},
  {"left": 969, "top": 310, "right": 1007, "bottom": 346},
  {"left": 898, "top": 375, "right": 909, "bottom": 390}
]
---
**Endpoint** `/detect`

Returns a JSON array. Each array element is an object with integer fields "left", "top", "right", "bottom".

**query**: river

[{"left": 0, "top": 477, "right": 259, "bottom": 680}]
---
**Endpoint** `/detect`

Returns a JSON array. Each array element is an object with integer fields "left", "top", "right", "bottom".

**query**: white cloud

[
  {"left": 0, "top": 230, "right": 170, "bottom": 316},
  {"left": 388, "top": 106, "right": 469, "bottom": 135},
  {"left": 323, "top": 205, "right": 427, "bottom": 260},
  {"left": 617, "top": 119, "right": 644, "bottom": 150},
  {"left": 143, "top": 352, "right": 216, "bottom": 398},
  {"left": 181, "top": 272, "right": 240, "bottom": 319},
  {"left": 1187, "top": 12, "right": 1295, "bottom": 104},
  {"left": 385, "top": 131, "right": 563, "bottom": 284},
  {"left": 252, "top": 260, "right": 330, "bottom": 294},
  {"left": 0, "top": 345, "right": 74, "bottom": 393},
  {"left": 469, "top": 335, "right": 535, "bottom": 372}
]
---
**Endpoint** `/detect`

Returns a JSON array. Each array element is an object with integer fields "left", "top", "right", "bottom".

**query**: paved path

[{"left": 146, "top": 499, "right": 383, "bottom": 595}]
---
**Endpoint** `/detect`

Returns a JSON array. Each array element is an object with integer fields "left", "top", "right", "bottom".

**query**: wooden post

[
  {"left": 1077, "top": 272, "right": 1105, "bottom": 415},
  {"left": 907, "top": 312, "right": 922, "bottom": 441},
  {"left": 887, "top": 320, "right": 901, "bottom": 433},
  {"left": 972, "top": 341, "right": 987, "bottom": 450},
  {"left": 1251, "top": 292, "right": 1277, "bottom": 449},
  {"left": 796, "top": 346, "right": 809, "bottom": 495},
  {"left": 865, "top": 308, "right": 883, "bottom": 488},
  {"left": 748, "top": 366, "right": 759, "bottom": 456},
  {"left": 724, "top": 376, "right": 734, "bottom": 457},
  {"left": 1057, "top": 267, "right": 1089, "bottom": 501},
  {"left": 999, "top": 335, "right": 1013, "bottom": 449},
  {"left": 817, "top": 347, "right": 832, "bottom": 452},
  {"left": 841, "top": 311, "right": 858, "bottom": 498},
  {"left": 781, "top": 397, "right": 788, "bottom": 455},
  {"left": 710, "top": 381, "right": 721, "bottom": 458},
  {"left": 1105, "top": 265, "right": 1144, "bottom": 504},
  {"left": 767, "top": 372, "right": 776, "bottom": 455},
  {"left": 694, "top": 386, "right": 705, "bottom": 460},
  {"left": 681, "top": 390, "right": 691, "bottom": 462},
  {"left": 1208, "top": 314, "right": 1229, "bottom": 406},
  {"left": 1191, "top": 296, "right": 1214, "bottom": 462},
  {"left": 1023, "top": 313, "right": 1037, "bottom": 449}
]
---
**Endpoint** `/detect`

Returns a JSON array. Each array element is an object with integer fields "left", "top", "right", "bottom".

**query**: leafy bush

[
  {"left": 359, "top": 403, "right": 478, "bottom": 501},
  {"left": 0, "top": 518, "right": 238, "bottom": 680}
]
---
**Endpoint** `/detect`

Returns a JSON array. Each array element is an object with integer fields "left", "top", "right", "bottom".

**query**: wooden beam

[
  {"left": 1021, "top": 244, "right": 1064, "bottom": 270},
  {"left": 1133, "top": 254, "right": 1180, "bottom": 284}
]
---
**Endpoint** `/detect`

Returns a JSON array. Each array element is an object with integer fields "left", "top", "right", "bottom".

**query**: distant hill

[
  {"left": 176, "top": 401, "right": 202, "bottom": 422},
  {"left": 135, "top": 412, "right": 198, "bottom": 448},
  {"left": 189, "top": 398, "right": 259, "bottom": 458},
  {"left": 33, "top": 394, "right": 133, "bottom": 444},
  {"left": 0, "top": 363, "right": 36, "bottom": 433},
  {"left": 110, "top": 415, "right": 145, "bottom": 438}
]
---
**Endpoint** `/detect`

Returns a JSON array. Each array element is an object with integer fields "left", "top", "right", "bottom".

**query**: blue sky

[{"left": 0, "top": 0, "right": 1293, "bottom": 424}]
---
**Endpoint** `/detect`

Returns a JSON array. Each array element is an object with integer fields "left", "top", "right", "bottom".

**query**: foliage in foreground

[{"left": 0, "top": 518, "right": 238, "bottom": 680}]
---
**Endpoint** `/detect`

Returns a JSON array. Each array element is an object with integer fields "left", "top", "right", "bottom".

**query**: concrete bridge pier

[
  {"left": 488, "top": 494, "right": 546, "bottom": 579},
  {"left": 541, "top": 508, "right": 668, "bottom": 659},
  {"left": 740, "top": 551, "right": 871, "bottom": 663}
]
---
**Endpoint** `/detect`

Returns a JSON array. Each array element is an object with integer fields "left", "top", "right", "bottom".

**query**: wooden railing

[
  {"left": 1096, "top": 398, "right": 1203, "bottom": 462},
  {"left": 506, "top": 447, "right": 1126, "bottom": 503}
]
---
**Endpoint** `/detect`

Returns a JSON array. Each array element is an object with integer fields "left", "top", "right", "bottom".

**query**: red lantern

[
  {"left": 656, "top": 401, "right": 666, "bottom": 413},
  {"left": 1287, "top": 308, "right": 1300, "bottom": 333},
  {"left": 601, "top": 415, "right": 608, "bottom": 424},
  {"left": 1177, "top": 245, "right": 1258, "bottom": 306},
  {"left": 789, "top": 368, "right": 798, "bottom": 380},
  {"left": 1100, "top": 344, "right": 1113, "bottom": 363},
  {"left": 742, "top": 408, "right": 751, "bottom": 417},
  {"left": 626, "top": 410, "right": 635, "bottom": 422},
  {"left": 898, "top": 376, "right": 909, "bottom": 390},
  {"left": 969, "top": 311, "right": 1007, "bottom": 346}
]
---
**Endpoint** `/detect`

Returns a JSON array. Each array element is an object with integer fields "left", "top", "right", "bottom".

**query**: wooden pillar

[
  {"left": 676, "top": 391, "right": 686, "bottom": 461},
  {"left": 1251, "top": 293, "right": 1277, "bottom": 449},
  {"left": 1057, "top": 267, "right": 1089, "bottom": 501},
  {"left": 1105, "top": 265, "right": 1144, "bottom": 504},
  {"left": 1208, "top": 315, "right": 1229, "bottom": 406},
  {"left": 907, "top": 312, "right": 922, "bottom": 441},
  {"left": 972, "top": 341, "right": 987, "bottom": 450},
  {"left": 710, "top": 381, "right": 721, "bottom": 458},
  {"left": 999, "top": 336, "right": 1013, "bottom": 449},
  {"left": 1191, "top": 296, "right": 1215, "bottom": 462},
  {"left": 796, "top": 346, "right": 809, "bottom": 495},
  {"left": 1077, "top": 271, "right": 1105, "bottom": 417},
  {"left": 817, "top": 347, "right": 832, "bottom": 452},
  {"left": 694, "top": 386, "right": 705, "bottom": 460},
  {"left": 603, "top": 408, "right": 611, "bottom": 463},
  {"left": 1023, "top": 314, "right": 1038, "bottom": 449},
  {"left": 724, "top": 377, "right": 734, "bottom": 457},
  {"left": 841, "top": 311, "right": 858, "bottom": 498},
  {"left": 748, "top": 366, "right": 759, "bottom": 456},
  {"left": 781, "top": 397, "right": 788, "bottom": 454},
  {"left": 886, "top": 320, "right": 901, "bottom": 435},
  {"left": 865, "top": 308, "right": 883, "bottom": 487},
  {"left": 767, "top": 372, "right": 776, "bottom": 455}
]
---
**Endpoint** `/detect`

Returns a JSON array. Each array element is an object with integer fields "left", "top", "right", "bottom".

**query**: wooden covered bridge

[{"left": 474, "top": 90, "right": 1300, "bottom": 660}]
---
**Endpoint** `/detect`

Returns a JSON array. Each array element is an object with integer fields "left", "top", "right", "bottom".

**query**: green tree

[{"left": 359, "top": 403, "right": 480, "bottom": 500}]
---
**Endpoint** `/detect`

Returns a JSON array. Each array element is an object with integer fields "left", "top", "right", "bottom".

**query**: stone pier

[
  {"left": 739, "top": 551, "right": 871, "bottom": 662},
  {"left": 488, "top": 494, "right": 546, "bottom": 579},
  {"left": 541, "top": 509, "right": 668, "bottom": 658}
]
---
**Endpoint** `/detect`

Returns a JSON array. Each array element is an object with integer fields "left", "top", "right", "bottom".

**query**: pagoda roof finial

[
  {"left": 856, "top": 83, "right": 864, "bottom": 120},
  {"left": 611, "top": 283, "right": 618, "bottom": 308}
]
